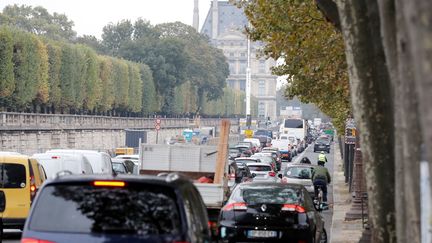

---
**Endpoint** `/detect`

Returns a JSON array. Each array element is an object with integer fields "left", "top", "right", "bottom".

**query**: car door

[{"left": 0, "top": 159, "right": 30, "bottom": 220}]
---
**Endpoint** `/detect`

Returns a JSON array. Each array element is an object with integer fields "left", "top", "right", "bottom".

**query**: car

[
  {"left": 0, "top": 154, "right": 46, "bottom": 230},
  {"left": 228, "top": 161, "right": 254, "bottom": 188},
  {"left": 251, "top": 153, "right": 279, "bottom": 171},
  {"left": 234, "top": 145, "right": 253, "bottom": 157},
  {"left": 245, "top": 163, "right": 278, "bottom": 182},
  {"left": 22, "top": 173, "right": 211, "bottom": 243},
  {"left": 32, "top": 153, "right": 94, "bottom": 178},
  {"left": 280, "top": 164, "right": 316, "bottom": 197},
  {"left": 254, "top": 129, "right": 273, "bottom": 138},
  {"left": 47, "top": 149, "right": 113, "bottom": 174},
  {"left": 314, "top": 137, "right": 331, "bottom": 153},
  {"left": 111, "top": 159, "right": 129, "bottom": 174},
  {"left": 218, "top": 182, "right": 328, "bottom": 243},
  {"left": 229, "top": 147, "right": 243, "bottom": 160}
]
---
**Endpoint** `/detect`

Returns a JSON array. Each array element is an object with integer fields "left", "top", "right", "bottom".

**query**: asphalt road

[
  {"left": 3, "top": 143, "right": 335, "bottom": 243},
  {"left": 282, "top": 142, "right": 334, "bottom": 242}
]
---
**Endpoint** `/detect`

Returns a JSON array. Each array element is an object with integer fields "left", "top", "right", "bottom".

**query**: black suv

[
  {"left": 22, "top": 174, "right": 211, "bottom": 243},
  {"left": 314, "top": 137, "right": 331, "bottom": 153}
]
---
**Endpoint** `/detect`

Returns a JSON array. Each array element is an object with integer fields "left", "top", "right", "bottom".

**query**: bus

[{"left": 279, "top": 118, "right": 307, "bottom": 141}]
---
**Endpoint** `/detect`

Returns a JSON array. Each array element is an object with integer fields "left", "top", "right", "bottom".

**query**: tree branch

[{"left": 315, "top": 0, "right": 341, "bottom": 31}]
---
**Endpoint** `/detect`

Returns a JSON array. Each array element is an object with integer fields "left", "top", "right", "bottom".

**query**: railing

[{"left": 0, "top": 112, "right": 239, "bottom": 130}]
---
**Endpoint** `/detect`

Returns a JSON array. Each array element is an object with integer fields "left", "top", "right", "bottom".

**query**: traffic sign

[
  {"left": 155, "top": 124, "right": 161, "bottom": 130},
  {"left": 245, "top": 129, "right": 253, "bottom": 138}
]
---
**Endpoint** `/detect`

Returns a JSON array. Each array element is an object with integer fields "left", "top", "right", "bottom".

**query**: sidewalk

[{"left": 330, "top": 143, "right": 364, "bottom": 243}]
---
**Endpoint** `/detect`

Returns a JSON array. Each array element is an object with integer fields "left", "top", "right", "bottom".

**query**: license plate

[
  {"left": 319, "top": 145, "right": 325, "bottom": 148},
  {"left": 247, "top": 230, "right": 278, "bottom": 238}
]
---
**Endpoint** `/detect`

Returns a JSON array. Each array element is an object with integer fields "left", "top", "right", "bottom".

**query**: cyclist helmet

[
  {"left": 320, "top": 151, "right": 325, "bottom": 154},
  {"left": 317, "top": 161, "right": 325, "bottom": 166},
  {"left": 300, "top": 157, "right": 311, "bottom": 164}
]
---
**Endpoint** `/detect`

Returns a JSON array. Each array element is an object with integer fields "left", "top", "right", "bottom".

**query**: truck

[{"left": 138, "top": 143, "right": 236, "bottom": 237}]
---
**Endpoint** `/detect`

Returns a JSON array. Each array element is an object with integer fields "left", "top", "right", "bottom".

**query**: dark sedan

[
  {"left": 314, "top": 137, "right": 331, "bottom": 153},
  {"left": 219, "top": 182, "right": 327, "bottom": 243}
]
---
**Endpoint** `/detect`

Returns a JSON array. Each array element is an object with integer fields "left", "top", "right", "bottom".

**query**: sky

[{"left": 0, "top": 0, "right": 214, "bottom": 38}]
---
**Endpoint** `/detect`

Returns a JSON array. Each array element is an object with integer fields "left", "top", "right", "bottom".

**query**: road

[
  {"left": 3, "top": 143, "right": 335, "bottom": 243},
  {"left": 281, "top": 142, "right": 334, "bottom": 242}
]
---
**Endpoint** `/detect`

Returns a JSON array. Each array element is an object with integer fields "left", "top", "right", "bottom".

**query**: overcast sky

[{"left": 0, "top": 0, "right": 213, "bottom": 38}]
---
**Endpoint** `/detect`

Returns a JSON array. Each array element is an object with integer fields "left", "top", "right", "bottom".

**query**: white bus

[{"left": 279, "top": 118, "right": 307, "bottom": 141}]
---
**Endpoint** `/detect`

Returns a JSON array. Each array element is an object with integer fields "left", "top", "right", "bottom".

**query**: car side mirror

[
  {"left": 278, "top": 174, "right": 283, "bottom": 179},
  {"left": 251, "top": 173, "right": 256, "bottom": 178}
]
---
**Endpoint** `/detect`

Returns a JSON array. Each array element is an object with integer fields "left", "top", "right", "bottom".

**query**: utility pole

[{"left": 246, "top": 30, "right": 252, "bottom": 130}]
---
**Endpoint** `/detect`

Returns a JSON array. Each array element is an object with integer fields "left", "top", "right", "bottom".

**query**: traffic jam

[{"left": 0, "top": 119, "right": 334, "bottom": 243}]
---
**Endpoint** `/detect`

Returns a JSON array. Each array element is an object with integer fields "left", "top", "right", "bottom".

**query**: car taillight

[
  {"left": 30, "top": 176, "right": 36, "bottom": 201},
  {"left": 281, "top": 204, "right": 306, "bottom": 213},
  {"left": 22, "top": 238, "right": 55, "bottom": 243},
  {"left": 93, "top": 181, "right": 125, "bottom": 187},
  {"left": 229, "top": 173, "right": 236, "bottom": 179},
  {"left": 222, "top": 202, "right": 247, "bottom": 211},
  {"left": 268, "top": 171, "right": 276, "bottom": 177}
]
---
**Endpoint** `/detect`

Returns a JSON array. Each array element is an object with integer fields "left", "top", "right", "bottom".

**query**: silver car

[
  {"left": 246, "top": 162, "right": 279, "bottom": 182},
  {"left": 280, "top": 164, "right": 315, "bottom": 197}
]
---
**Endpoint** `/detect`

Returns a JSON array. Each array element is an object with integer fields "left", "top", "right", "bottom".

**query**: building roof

[{"left": 201, "top": 1, "right": 248, "bottom": 39}]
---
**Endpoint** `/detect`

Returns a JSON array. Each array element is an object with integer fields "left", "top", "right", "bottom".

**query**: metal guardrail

[{"left": 0, "top": 112, "right": 238, "bottom": 130}]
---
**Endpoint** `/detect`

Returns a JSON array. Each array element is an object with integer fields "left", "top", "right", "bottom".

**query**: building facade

[{"left": 200, "top": 0, "right": 277, "bottom": 120}]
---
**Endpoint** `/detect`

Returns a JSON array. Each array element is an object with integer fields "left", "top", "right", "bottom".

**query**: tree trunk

[
  {"left": 401, "top": 0, "right": 432, "bottom": 198},
  {"left": 336, "top": 0, "right": 396, "bottom": 242}
]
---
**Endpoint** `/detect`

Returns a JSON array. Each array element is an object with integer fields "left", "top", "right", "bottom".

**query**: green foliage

[
  {"left": 0, "top": 27, "right": 14, "bottom": 97},
  {"left": 11, "top": 30, "right": 43, "bottom": 108},
  {"left": 139, "top": 64, "right": 157, "bottom": 114},
  {"left": 46, "top": 41, "right": 62, "bottom": 108},
  {"left": 235, "top": 0, "right": 351, "bottom": 132},
  {"left": 98, "top": 56, "right": 115, "bottom": 112},
  {"left": 0, "top": 4, "right": 76, "bottom": 41}
]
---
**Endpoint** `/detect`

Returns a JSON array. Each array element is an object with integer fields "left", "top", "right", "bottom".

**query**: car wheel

[{"left": 320, "top": 228, "right": 328, "bottom": 243}]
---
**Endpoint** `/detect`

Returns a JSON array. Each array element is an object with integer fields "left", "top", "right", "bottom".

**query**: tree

[
  {"left": 101, "top": 20, "right": 133, "bottom": 56},
  {"left": 235, "top": 0, "right": 351, "bottom": 133},
  {"left": 46, "top": 41, "right": 62, "bottom": 112},
  {"left": 0, "top": 27, "right": 15, "bottom": 98},
  {"left": 0, "top": 4, "right": 76, "bottom": 41},
  {"left": 139, "top": 64, "right": 157, "bottom": 115}
]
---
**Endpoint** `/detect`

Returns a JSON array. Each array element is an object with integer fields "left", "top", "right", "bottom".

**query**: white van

[
  {"left": 32, "top": 153, "right": 93, "bottom": 179},
  {"left": 46, "top": 149, "right": 113, "bottom": 174}
]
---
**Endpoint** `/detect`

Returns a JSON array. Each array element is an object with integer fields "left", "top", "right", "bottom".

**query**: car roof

[
  {"left": 235, "top": 157, "right": 260, "bottom": 161},
  {"left": 246, "top": 162, "right": 271, "bottom": 167},
  {"left": 42, "top": 173, "right": 192, "bottom": 188},
  {"left": 236, "top": 181, "right": 304, "bottom": 189}
]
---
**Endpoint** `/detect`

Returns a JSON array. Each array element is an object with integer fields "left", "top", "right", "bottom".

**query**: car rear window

[
  {"left": 0, "top": 163, "right": 26, "bottom": 188},
  {"left": 285, "top": 167, "right": 312, "bottom": 179},
  {"left": 29, "top": 183, "right": 182, "bottom": 235},
  {"left": 234, "top": 186, "right": 300, "bottom": 204},
  {"left": 248, "top": 165, "right": 271, "bottom": 171}
]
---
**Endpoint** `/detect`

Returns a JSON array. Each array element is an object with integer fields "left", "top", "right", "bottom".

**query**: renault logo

[{"left": 261, "top": 204, "right": 267, "bottom": 212}]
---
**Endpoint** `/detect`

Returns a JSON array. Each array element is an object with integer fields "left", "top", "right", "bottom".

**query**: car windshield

[
  {"left": 316, "top": 138, "right": 329, "bottom": 144},
  {"left": 0, "top": 163, "right": 26, "bottom": 188},
  {"left": 248, "top": 165, "right": 271, "bottom": 171},
  {"left": 29, "top": 184, "right": 181, "bottom": 235},
  {"left": 112, "top": 163, "right": 126, "bottom": 173},
  {"left": 233, "top": 186, "right": 301, "bottom": 205},
  {"left": 285, "top": 167, "right": 312, "bottom": 179}
]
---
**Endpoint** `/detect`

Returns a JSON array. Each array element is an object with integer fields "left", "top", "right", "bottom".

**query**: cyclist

[
  {"left": 311, "top": 160, "right": 331, "bottom": 203},
  {"left": 318, "top": 151, "right": 328, "bottom": 164},
  {"left": 300, "top": 156, "right": 311, "bottom": 164}
]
